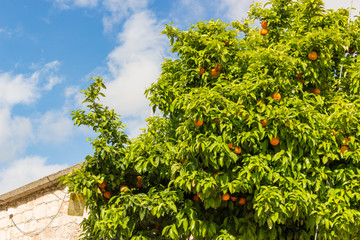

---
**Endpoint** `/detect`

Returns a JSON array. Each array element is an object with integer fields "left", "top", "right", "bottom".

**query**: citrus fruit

[
  {"left": 312, "top": 88, "right": 320, "bottom": 95},
  {"left": 230, "top": 196, "right": 238, "bottom": 202},
  {"left": 341, "top": 145, "right": 348, "bottom": 154},
  {"left": 199, "top": 67, "right": 205, "bottom": 75},
  {"left": 120, "top": 185, "right": 130, "bottom": 193},
  {"left": 260, "top": 28, "right": 268, "bottom": 35},
  {"left": 234, "top": 147, "right": 242, "bottom": 154},
  {"left": 270, "top": 137, "right": 280, "bottom": 146},
  {"left": 104, "top": 191, "right": 112, "bottom": 199},
  {"left": 238, "top": 197, "right": 246, "bottom": 205},
  {"left": 261, "top": 20, "right": 268, "bottom": 29},
  {"left": 222, "top": 193, "right": 230, "bottom": 201},
  {"left": 98, "top": 182, "right": 107, "bottom": 189},
  {"left": 228, "top": 143, "right": 233, "bottom": 149},
  {"left": 194, "top": 118, "right": 203, "bottom": 126},
  {"left": 272, "top": 93, "right": 281, "bottom": 101},
  {"left": 308, "top": 51, "right": 318, "bottom": 61}
]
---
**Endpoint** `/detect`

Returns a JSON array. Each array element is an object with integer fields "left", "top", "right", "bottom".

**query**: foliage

[{"left": 63, "top": 0, "right": 360, "bottom": 239}]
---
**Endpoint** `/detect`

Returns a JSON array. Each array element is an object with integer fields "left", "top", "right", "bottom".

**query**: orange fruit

[
  {"left": 341, "top": 145, "right": 348, "bottom": 154},
  {"left": 270, "top": 137, "right": 280, "bottom": 146},
  {"left": 230, "top": 196, "right": 238, "bottom": 202},
  {"left": 312, "top": 88, "right": 320, "bottom": 95},
  {"left": 260, "top": 28, "right": 268, "bottom": 35},
  {"left": 120, "top": 185, "right": 130, "bottom": 193},
  {"left": 295, "top": 72, "right": 302, "bottom": 79},
  {"left": 98, "top": 182, "right": 107, "bottom": 189},
  {"left": 224, "top": 40, "right": 230, "bottom": 46},
  {"left": 261, "top": 119, "right": 267, "bottom": 128},
  {"left": 245, "top": 115, "right": 249, "bottom": 120},
  {"left": 194, "top": 118, "right": 203, "bottom": 126},
  {"left": 299, "top": 79, "right": 304, "bottom": 84},
  {"left": 211, "top": 68, "right": 219, "bottom": 77},
  {"left": 104, "top": 191, "right": 112, "bottom": 199},
  {"left": 228, "top": 143, "right": 233, "bottom": 149},
  {"left": 136, "top": 182, "right": 142, "bottom": 188},
  {"left": 272, "top": 93, "right": 281, "bottom": 101},
  {"left": 222, "top": 193, "right": 230, "bottom": 201},
  {"left": 261, "top": 20, "right": 268, "bottom": 29},
  {"left": 193, "top": 195, "right": 200, "bottom": 202},
  {"left": 199, "top": 67, "right": 205, "bottom": 75},
  {"left": 345, "top": 137, "right": 351, "bottom": 144},
  {"left": 234, "top": 147, "right": 242, "bottom": 154},
  {"left": 137, "top": 176, "right": 142, "bottom": 180},
  {"left": 330, "top": 129, "right": 336, "bottom": 136},
  {"left": 308, "top": 51, "right": 318, "bottom": 61},
  {"left": 215, "top": 65, "right": 222, "bottom": 71},
  {"left": 238, "top": 197, "right": 246, "bottom": 205}
]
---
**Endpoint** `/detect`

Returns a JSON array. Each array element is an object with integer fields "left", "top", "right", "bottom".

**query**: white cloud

[
  {"left": 0, "top": 61, "right": 62, "bottom": 108},
  {"left": 103, "top": 10, "right": 167, "bottom": 121},
  {"left": 0, "top": 156, "right": 68, "bottom": 195},
  {"left": 54, "top": 0, "right": 99, "bottom": 9},
  {"left": 0, "top": 108, "right": 34, "bottom": 162},
  {"left": 0, "top": 72, "right": 39, "bottom": 107},
  {"left": 102, "top": 0, "right": 149, "bottom": 32},
  {"left": 36, "top": 110, "right": 74, "bottom": 144}
]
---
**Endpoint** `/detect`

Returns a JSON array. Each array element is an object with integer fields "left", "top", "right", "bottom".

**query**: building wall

[{"left": 0, "top": 184, "right": 86, "bottom": 240}]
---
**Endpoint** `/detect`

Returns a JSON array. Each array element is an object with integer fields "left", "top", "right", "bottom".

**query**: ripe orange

[
  {"left": 199, "top": 67, "right": 205, "bottom": 75},
  {"left": 211, "top": 68, "right": 219, "bottom": 77},
  {"left": 222, "top": 193, "right": 230, "bottom": 201},
  {"left": 136, "top": 182, "right": 142, "bottom": 188},
  {"left": 344, "top": 137, "right": 351, "bottom": 144},
  {"left": 234, "top": 147, "right": 242, "bottom": 154},
  {"left": 194, "top": 118, "right": 203, "bottom": 126},
  {"left": 270, "top": 137, "right": 280, "bottom": 146},
  {"left": 312, "top": 88, "right": 320, "bottom": 95},
  {"left": 260, "top": 28, "right": 268, "bottom": 35},
  {"left": 238, "top": 197, "right": 246, "bottom": 205},
  {"left": 295, "top": 72, "right": 302, "bottom": 79},
  {"left": 245, "top": 115, "right": 249, "bottom": 120},
  {"left": 272, "top": 93, "right": 281, "bottom": 101},
  {"left": 104, "top": 191, "right": 112, "bottom": 199},
  {"left": 98, "top": 182, "right": 107, "bottom": 189},
  {"left": 228, "top": 143, "right": 233, "bottom": 149},
  {"left": 179, "top": 157, "right": 186, "bottom": 163},
  {"left": 261, "top": 20, "right": 268, "bottom": 29},
  {"left": 341, "top": 145, "right": 348, "bottom": 154},
  {"left": 230, "top": 196, "right": 238, "bottom": 202},
  {"left": 120, "top": 185, "right": 130, "bottom": 193},
  {"left": 308, "top": 51, "right": 318, "bottom": 61},
  {"left": 261, "top": 119, "right": 267, "bottom": 128},
  {"left": 330, "top": 129, "right": 336, "bottom": 136},
  {"left": 215, "top": 65, "right": 222, "bottom": 71},
  {"left": 193, "top": 195, "right": 200, "bottom": 202}
]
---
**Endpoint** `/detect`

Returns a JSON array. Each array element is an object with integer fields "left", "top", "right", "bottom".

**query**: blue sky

[{"left": 0, "top": 0, "right": 357, "bottom": 194}]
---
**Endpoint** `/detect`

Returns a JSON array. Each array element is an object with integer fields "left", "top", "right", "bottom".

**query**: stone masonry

[{"left": 0, "top": 163, "right": 87, "bottom": 240}]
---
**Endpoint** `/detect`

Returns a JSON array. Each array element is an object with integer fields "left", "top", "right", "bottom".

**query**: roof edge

[{"left": 0, "top": 162, "right": 83, "bottom": 206}]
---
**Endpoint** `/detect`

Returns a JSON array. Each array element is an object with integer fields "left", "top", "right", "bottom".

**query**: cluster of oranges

[
  {"left": 193, "top": 193, "right": 247, "bottom": 205},
  {"left": 222, "top": 193, "right": 247, "bottom": 205},
  {"left": 260, "top": 20, "right": 269, "bottom": 36},
  {"left": 228, "top": 143, "right": 242, "bottom": 154},
  {"left": 98, "top": 182, "right": 112, "bottom": 199},
  {"left": 198, "top": 64, "right": 222, "bottom": 77}
]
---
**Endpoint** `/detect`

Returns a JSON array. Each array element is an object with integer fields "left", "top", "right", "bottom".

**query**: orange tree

[{"left": 63, "top": 0, "right": 360, "bottom": 239}]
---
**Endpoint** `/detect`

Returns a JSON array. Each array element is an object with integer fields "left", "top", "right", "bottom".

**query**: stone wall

[{"left": 0, "top": 164, "right": 86, "bottom": 240}]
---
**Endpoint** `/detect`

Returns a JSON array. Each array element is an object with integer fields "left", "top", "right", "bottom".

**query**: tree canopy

[{"left": 63, "top": 0, "right": 360, "bottom": 239}]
